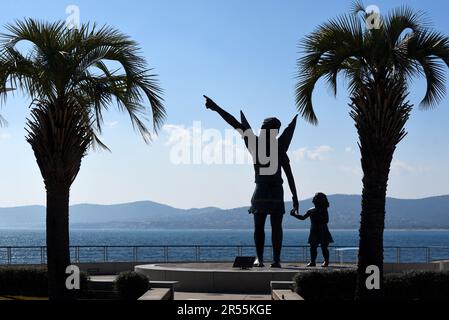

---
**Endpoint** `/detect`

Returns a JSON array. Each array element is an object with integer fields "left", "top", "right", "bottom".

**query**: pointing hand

[{"left": 203, "top": 95, "right": 218, "bottom": 111}]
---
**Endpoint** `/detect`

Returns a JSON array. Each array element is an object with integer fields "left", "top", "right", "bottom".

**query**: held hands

[
  {"left": 293, "top": 196, "right": 299, "bottom": 212},
  {"left": 290, "top": 196, "right": 300, "bottom": 217},
  {"left": 203, "top": 95, "right": 219, "bottom": 111}
]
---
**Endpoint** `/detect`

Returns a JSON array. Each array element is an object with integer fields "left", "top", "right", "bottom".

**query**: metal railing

[{"left": 0, "top": 245, "right": 448, "bottom": 265}]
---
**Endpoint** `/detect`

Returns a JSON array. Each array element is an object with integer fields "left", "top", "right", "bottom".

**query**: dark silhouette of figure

[
  {"left": 204, "top": 96, "right": 299, "bottom": 268},
  {"left": 291, "top": 193, "right": 334, "bottom": 267}
]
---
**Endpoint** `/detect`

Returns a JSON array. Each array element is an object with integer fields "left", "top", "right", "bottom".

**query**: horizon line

[{"left": 1, "top": 193, "right": 448, "bottom": 211}]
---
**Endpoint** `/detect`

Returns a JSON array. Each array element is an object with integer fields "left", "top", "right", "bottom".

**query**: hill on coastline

[{"left": 0, "top": 195, "right": 448, "bottom": 230}]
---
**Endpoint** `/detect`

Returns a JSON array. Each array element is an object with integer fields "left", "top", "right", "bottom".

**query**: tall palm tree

[
  {"left": 0, "top": 19, "right": 165, "bottom": 300},
  {"left": 295, "top": 3, "right": 449, "bottom": 299}
]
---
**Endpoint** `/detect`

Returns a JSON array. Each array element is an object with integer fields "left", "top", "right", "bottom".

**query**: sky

[{"left": 1, "top": 0, "right": 449, "bottom": 209}]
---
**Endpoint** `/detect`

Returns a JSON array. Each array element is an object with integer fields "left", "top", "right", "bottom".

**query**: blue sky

[{"left": 1, "top": 0, "right": 449, "bottom": 209}]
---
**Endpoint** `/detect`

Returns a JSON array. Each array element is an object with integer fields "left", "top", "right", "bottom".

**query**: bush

[
  {"left": 75, "top": 271, "right": 90, "bottom": 299},
  {"left": 0, "top": 267, "right": 89, "bottom": 298},
  {"left": 385, "top": 271, "right": 449, "bottom": 300},
  {"left": 294, "top": 270, "right": 449, "bottom": 301},
  {"left": 114, "top": 271, "right": 150, "bottom": 300},
  {"left": 0, "top": 267, "right": 48, "bottom": 297},
  {"left": 293, "top": 270, "right": 357, "bottom": 300}
]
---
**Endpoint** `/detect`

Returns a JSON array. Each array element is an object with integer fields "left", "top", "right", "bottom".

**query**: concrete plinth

[{"left": 135, "top": 262, "right": 354, "bottom": 294}]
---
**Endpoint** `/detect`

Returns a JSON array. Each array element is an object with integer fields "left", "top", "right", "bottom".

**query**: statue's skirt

[{"left": 248, "top": 182, "right": 285, "bottom": 215}]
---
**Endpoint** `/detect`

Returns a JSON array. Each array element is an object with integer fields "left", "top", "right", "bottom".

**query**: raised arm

[{"left": 204, "top": 95, "right": 244, "bottom": 131}]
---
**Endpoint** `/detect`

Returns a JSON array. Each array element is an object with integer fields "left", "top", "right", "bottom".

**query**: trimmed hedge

[
  {"left": 0, "top": 267, "right": 48, "bottom": 296},
  {"left": 385, "top": 271, "right": 449, "bottom": 300},
  {"left": 294, "top": 270, "right": 357, "bottom": 300},
  {"left": 114, "top": 271, "right": 150, "bottom": 300},
  {"left": 0, "top": 267, "right": 89, "bottom": 298},
  {"left": 294, "top": 270, "right": 449, "bottom": 300}
]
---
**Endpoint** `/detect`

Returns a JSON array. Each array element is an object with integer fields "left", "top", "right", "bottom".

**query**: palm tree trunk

[
  {"left": 351, "top": 82, "right": 411, "bottom": 300},
  {"left": 355, "top": 149, "right": 392, "bottom": 299},
  {"left": 27, "top": 104, "right": 90, "bottom": 300},
  {"left": 46, "top": 181, "right": 72, "bottom": 300}
]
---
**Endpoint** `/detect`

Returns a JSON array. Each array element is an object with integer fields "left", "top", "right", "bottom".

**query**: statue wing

[
  {"left": 240, "top": 111, "right": 256, "bottom": 153},
  {"left": 240, "top": 110, "right": 252, "bottom": 131},
  {"left": 279, "top": 115, "right": 298, "bottom": 151}
]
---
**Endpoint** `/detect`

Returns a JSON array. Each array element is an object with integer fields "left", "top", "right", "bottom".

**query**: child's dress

[{"left": 304, "top": 208, "right": 334, "bottom": 246}]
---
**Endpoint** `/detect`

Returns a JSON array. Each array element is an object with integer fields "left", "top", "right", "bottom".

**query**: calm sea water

[{"left": 0, "top": 229, "right": 448, "bottom": 264}]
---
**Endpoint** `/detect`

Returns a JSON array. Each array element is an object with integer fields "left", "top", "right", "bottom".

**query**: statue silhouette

[
  {"left": 204, "top": 96, "right": 299, "bottom": 268},
  {"left": 291, "top": 192, "right": 334, "bottom": 267}
]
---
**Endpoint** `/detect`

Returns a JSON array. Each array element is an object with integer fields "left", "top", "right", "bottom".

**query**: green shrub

[
  {"left": 293, "top": 270, "right": 357, "bottom": 300},
  {"left": 0, "top": 267, "right": 90, "bottom": 298},
  {"left": 0, "top": 267, "right": 48, "bottom": 296},
  {"left": 385, "top": 271, "right": 449, "bottom": 300},
  {"left": 383, "top": 273, "right": 411, "bottom": 300},
  {"left": 75, "top": 271, "right": 90, "bottom": 299},
  {"left": 114, "top": 271, "right": 150, "bottom": 300},
  {"left": 294, "top": 270, "right": 449, "bottom": 301}
]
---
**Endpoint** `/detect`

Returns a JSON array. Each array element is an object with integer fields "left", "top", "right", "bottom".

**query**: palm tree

[
  {"left": 0, "top": 19, "right": 165, "bottom": 300},
  {"left": 0, "top": 87, "right": 14, "bottom": 125},
  {"left": 295, "top": 3, "right": 449, "bottom": 299}
]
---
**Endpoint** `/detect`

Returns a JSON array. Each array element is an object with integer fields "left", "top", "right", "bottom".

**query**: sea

[{"left": 0, "top": 229, "right": 448, "bottom": 264}]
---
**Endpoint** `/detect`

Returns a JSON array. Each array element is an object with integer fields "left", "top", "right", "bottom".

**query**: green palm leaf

[{"left": 0, "top": 18, "right": 165, "bottom": 146}]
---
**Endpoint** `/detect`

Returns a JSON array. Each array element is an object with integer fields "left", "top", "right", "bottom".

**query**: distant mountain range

[{"left": 0, "top": 194, "right": 448, "bottom": 230}]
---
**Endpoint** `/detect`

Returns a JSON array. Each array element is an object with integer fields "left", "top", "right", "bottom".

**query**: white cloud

[
  {"left": 162, "top": 124, "right": 252, "bottom": 165},
  {"left": 345, "top": 146, "right": 356, "bottom": 154},
  {"left": 105, "top": 121, "right": 119, "bottom": 128},
  {"left": 390, "top": 161, "right": 431, "bottom": 176},
  {"left": 163, "top": 124, "right": 191, "bottom": 145},
  {"left": 290, "top": 145, "right": 333, "bottom": 162},
  {"left": 339, "top": 165, "right": 362, "bottom": 177},
  {"left": 337, "top": 161, "right": 432, "bottom": 178},
  {"left": 0, "top": 133, "right": 11, "bottom": 141}
]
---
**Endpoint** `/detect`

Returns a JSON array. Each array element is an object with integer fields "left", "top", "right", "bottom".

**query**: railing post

[
  {"left": 164, "top": 246, "right": 169, "bottom": 263},
  {"left": 134, "top": 247, "right": 138, "bottom": 262},
  {"left": 426, "top": 247, "right": 431, "bottom": 263},
  {"left": 7, "top": 247, "right": 11, "bottom": 265},
  {"left": 103, "top": 247, "right": 108, "bottom": 262},
  {"left": 76, "top": 246, "right": 80, "bottom": 263},
  {"left": 396, "top": 247, "right": 401, "bottom": 263},
  {"left": 41, "top": 246, "right": 45, "bottom": 265},
  {"left": 303, "top": 247, "right": 307, "bottom": 262}
]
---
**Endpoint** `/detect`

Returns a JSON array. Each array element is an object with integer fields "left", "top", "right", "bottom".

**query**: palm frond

[
  {"left": 0, "top": 18, "right": 165, "bottom": 148},
  {"left": 296, "top": 13, "right": 363, "bottom": 124},
  {"left": 351, "top": 0, "right": 366, "bottom": 16},
  {"left": 407, "top": 30, "right": 449, "bottom": 108},
  {"left": 295, "top": 4, "right": 449, "bottom": 120}
]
